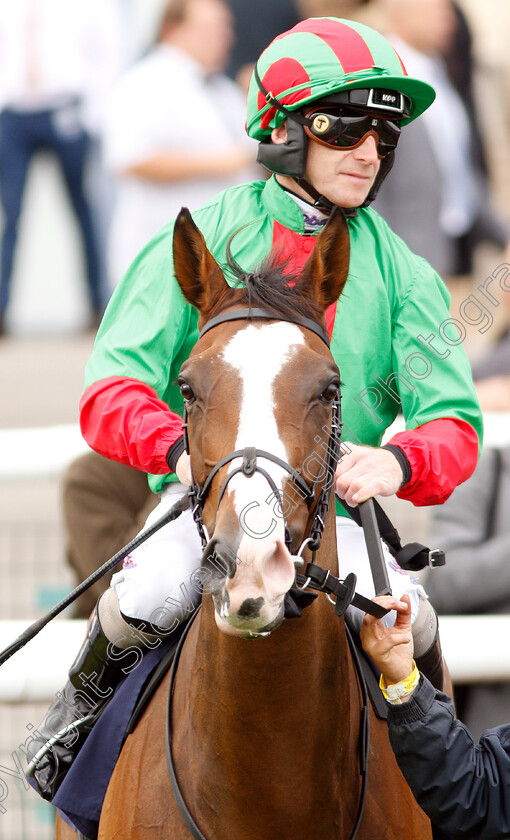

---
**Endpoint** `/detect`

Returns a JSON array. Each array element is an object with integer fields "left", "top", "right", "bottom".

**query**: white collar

[{"left": 285, "top": 190, "right": 329, "bottom": 233}]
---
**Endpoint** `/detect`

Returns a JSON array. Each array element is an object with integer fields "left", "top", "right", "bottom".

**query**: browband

[{"left": 198, "top": 307, "right": 331, "bottom": 347}]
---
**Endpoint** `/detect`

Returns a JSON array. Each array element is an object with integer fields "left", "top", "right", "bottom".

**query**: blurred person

[
  {"left": 450, "top": 284, "right": 510, "bottom": 412},
  {"left": 425, "top": 444, "right": 510, "bottom": 740},
  {"left": 361, "top": 594, "right": 510, "bottom": 838},
  {"left": 373, "top": 0, "right": 509, "bottom": 279},
  {"left": 0, "top": 0, "right": 127, "bottom": 336},
  {"left": 103, "top": 0, "right": 258, "bottom": 290},
  {"left": 297, "top": 0, "right": 373, "bottom": 17},
  {"left": 423, "top": 317, "right": 510, "bottom": 740},
  {"left": 442, "top": 2, "right": 488, "bottom": 182},
  {"left": 27, "top": 16, "right": 483, "bottom": 802},
  {"left": 225, "top": 0, "right": 301, "bottom": 88},
  {"left": 472, "top": 342, "right": 510, "bottom": 412},
  {"left": 469, "top": 290, "right": 510, "bottom": 410},
  {"left": 296, "top": 0, "right": 386, "bottom": 33}
]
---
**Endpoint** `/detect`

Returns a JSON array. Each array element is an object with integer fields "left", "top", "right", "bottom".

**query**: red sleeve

[
  {"left": 387, "top": 417, "right": 480, "bottom": 507},
  {"left": 79, "top": 376, "right": 184, "bottom": 474}
]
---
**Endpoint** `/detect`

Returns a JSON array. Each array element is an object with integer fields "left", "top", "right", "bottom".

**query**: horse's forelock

[{"left": 209, "top": 243, "right": 324, "bottom": 327}]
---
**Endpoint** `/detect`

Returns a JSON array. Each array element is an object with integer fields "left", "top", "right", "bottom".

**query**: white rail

[
  {"left": 0, "top": 615, "right": 508, "bottom": 701},
  {"left": 0, "top": 620, "right": 87, "bottom": 701},
  {"left": 0, "top": 410, "right": 509, "bottom": 483},
  {"left": 0, "top": 425, "right": 89, "bottom": 480},
  {"left": 0, "top": 416, "right": 508, "bottom": 699}
]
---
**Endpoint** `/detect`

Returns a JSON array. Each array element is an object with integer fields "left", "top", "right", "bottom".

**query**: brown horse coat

[{"left": 57, "top": 209, "right": 432, "bottom": 839}]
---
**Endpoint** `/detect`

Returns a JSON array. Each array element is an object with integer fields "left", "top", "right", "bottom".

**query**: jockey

[{"left": 28, "top": 17, "right": 482, "bottom": 801}]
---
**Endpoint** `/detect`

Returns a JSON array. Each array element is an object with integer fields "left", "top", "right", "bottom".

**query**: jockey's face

[
  {"left": 271, "top": 121, "right": 381, "bottom": 208},
  {"left": 304, "top": 129, "right": 381, "bottom": 207}
]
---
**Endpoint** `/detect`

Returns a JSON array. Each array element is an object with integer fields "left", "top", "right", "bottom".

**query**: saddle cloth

[{"left": 36, "top": 640, "right": 174, "bottom": 840}]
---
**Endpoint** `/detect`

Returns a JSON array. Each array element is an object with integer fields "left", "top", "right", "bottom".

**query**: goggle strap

[{"left": 254, "top": 65, "right": 310, "bottom": 128}]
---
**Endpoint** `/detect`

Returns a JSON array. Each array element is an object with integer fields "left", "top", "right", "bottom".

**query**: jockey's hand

[
  {"left": 360, "top": 595, "right": 414, "bottom": 686},
  {"left": 335, "top": 443, "right": 403, "bottom": 506},
  {"left": 175, "top": 451, "right": 192, "bottom": 486}
]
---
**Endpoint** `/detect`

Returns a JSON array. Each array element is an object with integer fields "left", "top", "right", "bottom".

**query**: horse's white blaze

[
  {"left": 221, "top": 321, "right": 303, "bottom": 509},
  {"left": 220, "top": 322, "right": 303, "bottom": 622}
]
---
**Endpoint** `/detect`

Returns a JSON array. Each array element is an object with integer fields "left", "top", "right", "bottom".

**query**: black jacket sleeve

[{"left": 387, "top": 676, "right": 510, "bottom": 838}]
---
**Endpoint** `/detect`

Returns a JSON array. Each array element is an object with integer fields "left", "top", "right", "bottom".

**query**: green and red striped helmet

[{"left": 246, "top": 17, "right": 435, "bottom": 140}]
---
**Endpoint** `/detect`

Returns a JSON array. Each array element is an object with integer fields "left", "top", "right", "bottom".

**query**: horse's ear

[
  {"left": 173, "top": 207, "right": 229, "bottom": 316},
  {"left": 296, "top": 207, "right": 350, "bottom": 310}
]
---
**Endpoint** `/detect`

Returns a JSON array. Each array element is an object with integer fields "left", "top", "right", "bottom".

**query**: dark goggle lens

[{"left": 307, "top": 112, "right": 401, "bottom": 156}]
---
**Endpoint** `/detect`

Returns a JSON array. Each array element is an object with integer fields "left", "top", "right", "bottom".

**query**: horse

[{"left": 57, "top": 207, "right": 432, "bottom": 839}]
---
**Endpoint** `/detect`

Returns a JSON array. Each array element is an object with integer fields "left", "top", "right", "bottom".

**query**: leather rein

[
  {"left": 167, "top": 306, "right": 384, "bottom": 839},
  {"left": 166, "top": 606, "right": 371, "bottom": 840}
]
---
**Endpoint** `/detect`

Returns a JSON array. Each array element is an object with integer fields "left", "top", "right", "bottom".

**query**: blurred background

[{"left": 0, "top": 0, "right": 509, "bottom": 836}]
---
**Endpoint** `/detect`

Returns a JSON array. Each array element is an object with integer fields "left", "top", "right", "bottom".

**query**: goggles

[{"left": 304, "top": 108, "right": 402, "bottom": 157}]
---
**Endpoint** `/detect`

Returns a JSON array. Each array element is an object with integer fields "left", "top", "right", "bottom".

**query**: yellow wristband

[{"left": 379, "top": 663, "right": 420, "bottom": 703}]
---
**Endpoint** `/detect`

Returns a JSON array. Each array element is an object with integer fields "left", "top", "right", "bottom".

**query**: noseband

[{"left": 183, "top": 307, "right": 342, "bottom": 555}]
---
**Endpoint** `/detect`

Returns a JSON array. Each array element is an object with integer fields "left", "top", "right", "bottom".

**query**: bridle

[
  {"left": 170, "top": 304, "right": 383, "bottom": 840},
  {"left": 184, "top": 305, "right": 390, "bottom": 620},
  {"left": 184, "top": 306, "right": 342, "bottom": 556}
]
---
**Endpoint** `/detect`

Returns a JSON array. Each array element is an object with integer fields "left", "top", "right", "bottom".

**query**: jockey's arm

[
  {"left": 80, "top": 376, "right": 184, "bottom": 475},
  {"left": 81, "top": 378, "right": 480, "bottom": 495}
]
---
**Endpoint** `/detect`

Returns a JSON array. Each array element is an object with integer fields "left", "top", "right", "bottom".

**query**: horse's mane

[{"left": 210, "top": 237, "right": 324, "bottom": 326}]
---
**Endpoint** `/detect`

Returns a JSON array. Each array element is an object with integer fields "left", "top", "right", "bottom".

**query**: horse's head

[{"left": 173, "top": 208, "right": 349, "bottom": 638}]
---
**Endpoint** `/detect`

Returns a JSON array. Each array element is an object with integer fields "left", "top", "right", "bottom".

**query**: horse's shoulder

[{"left": 99, "top": 669, "right": 185, "bottom": 838}]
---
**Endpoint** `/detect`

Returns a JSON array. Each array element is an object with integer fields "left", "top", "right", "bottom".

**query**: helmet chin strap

[
  {"left": 288, "top": 177, "right": 358, "bottom": 219},
  {"left": 291, "top": 148, "right": 396, "bottom": 218},
  {"left": 293, "top": 177, "right": 334, "bottom": 214}
]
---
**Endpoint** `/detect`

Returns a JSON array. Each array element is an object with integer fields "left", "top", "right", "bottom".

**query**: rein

[{"left": 165, "top": 607, "right": 371, "bottom": 840}]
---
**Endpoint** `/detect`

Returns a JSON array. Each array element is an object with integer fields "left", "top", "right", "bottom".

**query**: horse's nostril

[
  {"left": 201, "top": 538, "right": 238, "bottom": 594},
  {"left": 237, "top": 597, "right": 264, "bottom": 619}
]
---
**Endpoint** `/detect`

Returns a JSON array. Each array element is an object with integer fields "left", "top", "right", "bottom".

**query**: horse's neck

[
  {"left": 189, "top": 522, "right": 348, "bottom": 707},
  {"left": 171, "top": 523, "right": 362, "bottom": 835}
]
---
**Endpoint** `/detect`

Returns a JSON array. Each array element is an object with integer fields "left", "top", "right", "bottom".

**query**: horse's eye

[
  {"left": 179, "top": 381, "right": 195, "bottom": 402},
  {"left": 320, "top": 381, "right": 339, "bottom": 403}
]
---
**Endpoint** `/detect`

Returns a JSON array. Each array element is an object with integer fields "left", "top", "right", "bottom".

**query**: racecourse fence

[
  {"left": 0, "top": 420, "right": 509, "bottom": 838},
  {"left": 0, "top": 425, "right": 87, "bottom": 840}
]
